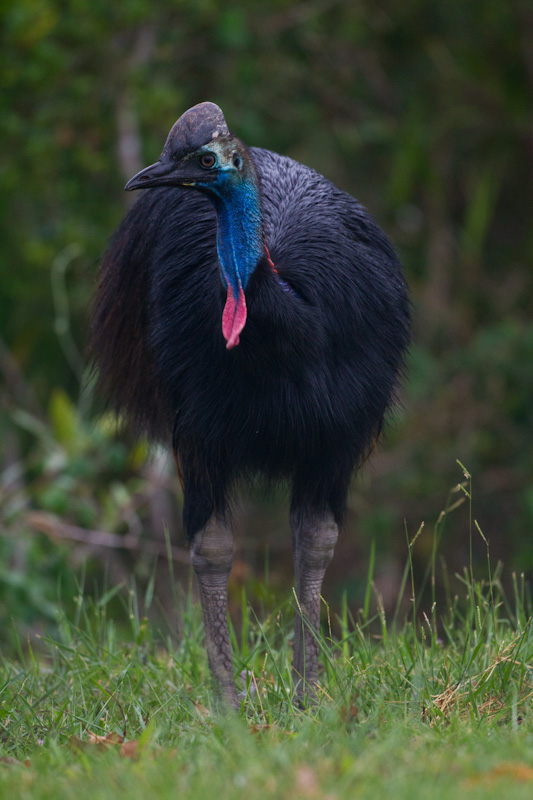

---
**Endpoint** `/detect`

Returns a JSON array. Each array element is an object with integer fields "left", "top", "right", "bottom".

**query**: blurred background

[{"left": 1, "top": 0, "right": 532, "bottom": 647}]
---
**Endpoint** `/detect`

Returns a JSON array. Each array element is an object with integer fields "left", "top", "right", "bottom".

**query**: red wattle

[{"left": 222, "top": 283, "right": 247, "bottom": 349}]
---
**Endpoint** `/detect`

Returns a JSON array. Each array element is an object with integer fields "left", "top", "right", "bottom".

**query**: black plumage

[{"left": 90, "top": 103, "right": 409, "bottom": 706}]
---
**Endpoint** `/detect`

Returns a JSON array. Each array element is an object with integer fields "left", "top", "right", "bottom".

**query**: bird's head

[
  {"left": 126, "top": 102, "right": 266, "bottom": 350},
  {"left": 124, "top": 101, "right": 255, "bottom": 196}
]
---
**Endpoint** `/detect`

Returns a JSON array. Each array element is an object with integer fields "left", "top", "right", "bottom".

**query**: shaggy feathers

[{"left": 90, "top": 146, "right": 409, "bottom": 537}]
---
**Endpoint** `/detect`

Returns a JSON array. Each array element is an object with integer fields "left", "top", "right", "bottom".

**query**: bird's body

[{"left": 91, "top": 104, "right": 409, "bottom": 706}]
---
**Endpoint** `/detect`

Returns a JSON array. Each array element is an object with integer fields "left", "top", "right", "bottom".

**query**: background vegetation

[{"left": 1, "top": 0, "right": 532, "bottom": 642}]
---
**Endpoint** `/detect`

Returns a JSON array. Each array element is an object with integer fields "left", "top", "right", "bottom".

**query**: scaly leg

[
  {"left": 190, "top": 516, "right": 238, "bottom": 708},
  {"left": 291, "top": 510, "right": 339, "bottom": 701}
]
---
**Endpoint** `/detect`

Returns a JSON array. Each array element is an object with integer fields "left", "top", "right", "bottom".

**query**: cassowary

[{"left": 90, "top": 102, "right": 409, "bottom": 707}]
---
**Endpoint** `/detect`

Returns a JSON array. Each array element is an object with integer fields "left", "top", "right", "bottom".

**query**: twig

[{"left": 25, "top": 511, "right": 190, "bottom": 564}]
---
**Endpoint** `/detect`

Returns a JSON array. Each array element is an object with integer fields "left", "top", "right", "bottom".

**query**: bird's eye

[
  {"left": 233, "top": 154, "right": 242, "bottom": 169},
  {"left": 200, "top": 153, "right": 216, "bottom": 169}
]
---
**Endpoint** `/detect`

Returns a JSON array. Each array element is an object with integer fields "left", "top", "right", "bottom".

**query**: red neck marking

[{"left": 264, "top": 243, "right": 278, "bottom": 274}]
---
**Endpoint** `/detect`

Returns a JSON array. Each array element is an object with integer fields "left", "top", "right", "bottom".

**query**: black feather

[{"left": 90, "top": 146, "right": 409, "bottom": 538}]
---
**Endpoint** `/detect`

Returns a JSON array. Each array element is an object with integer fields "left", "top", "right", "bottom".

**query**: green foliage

[
  {"left": 1, "top": 0, "right": 532, "bottom": 611},
  {"left": 10, "top": 391, "right": 149, "bottom": 530},
  {"left": 0, "top": 390, "right": 162, "bottom": 647}
]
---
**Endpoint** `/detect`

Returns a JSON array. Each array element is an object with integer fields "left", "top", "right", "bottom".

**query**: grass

[{"left": 0, "top": 470, "right": 532, "bottom": 798}]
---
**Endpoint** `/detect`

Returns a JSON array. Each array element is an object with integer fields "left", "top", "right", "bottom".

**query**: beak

[{"left": 125, "top": 160, "right": 181, "bottom": 191}]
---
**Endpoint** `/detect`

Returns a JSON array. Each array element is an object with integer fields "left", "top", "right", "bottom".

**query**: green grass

[
  {"left": 0, "top": 574, "right": 531, "bottom": 799},
  {"left": 0, "top": 470, "right": 532, "bottom": 798}
]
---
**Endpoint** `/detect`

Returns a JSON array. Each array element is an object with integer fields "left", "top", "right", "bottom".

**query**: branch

[{"left": 25, "top": 511, "right": 190, "bottom": 564}]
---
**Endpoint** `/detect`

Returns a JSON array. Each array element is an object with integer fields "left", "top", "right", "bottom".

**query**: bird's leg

[
  {"left": 190, "top": 516, "right": 238, "bottom": 708},
  {"left": 291, "top": 510, "right": 338, "bottom": 702}
]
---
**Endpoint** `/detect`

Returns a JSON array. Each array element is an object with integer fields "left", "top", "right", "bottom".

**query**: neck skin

[{"left": 209, "top": 175, "right": 265, "bottom": 298}]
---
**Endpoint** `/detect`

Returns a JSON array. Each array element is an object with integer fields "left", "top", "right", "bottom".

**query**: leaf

[
  {"left": 467, "top": 762, "right": 533, "bottom": 786},
  {"left": 70, "top": 731, "right": 125, "bottom": 752},
  {"left": 250, "top": 724, "right": 271, "bottom": 734},
  {"left": 49, "top": 389, "right": 79, "bottom": 449},
  {"left": 88, "top": 731, "right": 125, "bottom": 746},
  {"left": 119, "top": 739, "right": 140, "bottom": 760},
  {"left": 249, "top": 723, "right": 292, "bottom": 736},
  {"left": 69, "top": 736, "right": 88, "bottom": 752},
  {"left": 0, "top": 756, "right": 30, "bottom": 767},
  {"left": 340, "top": 703, "right": 359, "bottom": 722},
  {"left": 193, "top": 701, "right": 210, "bottom": 719}
]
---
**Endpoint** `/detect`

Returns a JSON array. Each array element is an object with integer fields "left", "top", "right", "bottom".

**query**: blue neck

[{"left": 208, "top": 178, "right": 265, "bottom": 297}]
